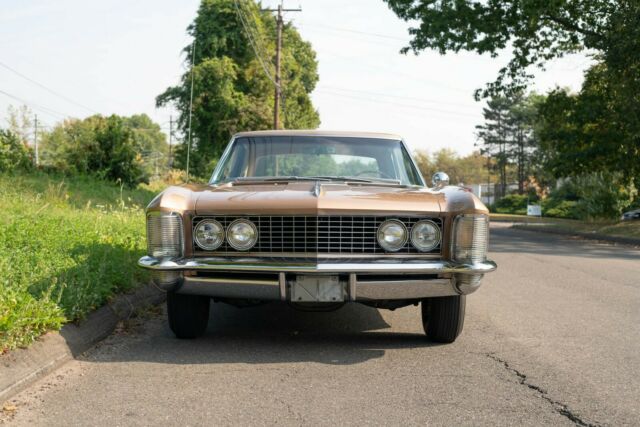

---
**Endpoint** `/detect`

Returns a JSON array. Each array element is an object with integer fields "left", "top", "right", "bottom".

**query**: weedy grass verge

[{"left": 0, "top": 173, "right": 155, "bottom": 352}]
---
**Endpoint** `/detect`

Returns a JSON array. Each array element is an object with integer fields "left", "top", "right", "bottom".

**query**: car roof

[{"left": 233, "top": 130, "right": 403, "bottom": 140}]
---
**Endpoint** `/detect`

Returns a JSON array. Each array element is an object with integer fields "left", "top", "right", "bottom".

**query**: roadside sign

[{"left": 527, "top": 204, "right": 542, "bottom": 216}]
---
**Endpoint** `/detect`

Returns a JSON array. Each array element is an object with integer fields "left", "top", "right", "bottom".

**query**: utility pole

[
  {"left": 34, "top": 114, "right": 39, "bottom": 166},
  {"left": 264, "top": 1, "right": 301, "bottom": 130},
  {"left": 168, "top": 115, "right": 173, "bottom": 168}
]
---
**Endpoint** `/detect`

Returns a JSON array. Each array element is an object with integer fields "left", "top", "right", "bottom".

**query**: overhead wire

[
  {"left": 233, "top": 0, "right": 279, "bottom": 88},
  {"left": 0, "top": 89, "right": 70, "bottom": 120},
  {"left": 318, "top": 85, "right": 479, "bottom": 111},
  {"left": 315, "top": 88, "right": 481, "bottom": 119},
  {"left": 0, "top": 61, "right": 99, "bottom": 114}
]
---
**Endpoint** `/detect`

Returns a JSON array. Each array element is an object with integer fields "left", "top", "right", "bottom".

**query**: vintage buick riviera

[{"left": 139, "top": 131, "right": 496, "bottom": 343}]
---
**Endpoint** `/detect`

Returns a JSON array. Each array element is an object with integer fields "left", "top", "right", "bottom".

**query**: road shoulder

[{"left": 0, "top": 283, "right": 165, "bottom": 403}]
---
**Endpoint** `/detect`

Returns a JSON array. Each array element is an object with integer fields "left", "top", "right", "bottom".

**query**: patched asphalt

[{"left": 2, "top": 224, "right": 639, "bottom": 426}]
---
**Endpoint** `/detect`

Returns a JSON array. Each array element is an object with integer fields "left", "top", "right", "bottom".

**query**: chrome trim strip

[
  {"left": 175, "top": 275, "right": 460, "bottom": 300},
  {"left": 138, "top": 256, "right": 497, "bottom": 274},
  {"left": 278, "top": 272, "right": 286, "bottom": 301},
  {"left": 349, "top": 273, "right": 357, "bottom": 301},
  {"left": 194, "top": 251, "right": 442, "bottom": 259}
]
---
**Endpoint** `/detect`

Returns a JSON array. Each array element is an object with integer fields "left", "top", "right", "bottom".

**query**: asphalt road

[{"left": 3, "top": 224, "right": 639, "bottom": 426}]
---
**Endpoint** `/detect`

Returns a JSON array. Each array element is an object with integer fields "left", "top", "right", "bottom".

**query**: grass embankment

[
  {"left": 0, "top": 173, "right": 156, "bottom": 352},
  {"left": 491, "top": 213, "right": 640, "bottom": 240}
]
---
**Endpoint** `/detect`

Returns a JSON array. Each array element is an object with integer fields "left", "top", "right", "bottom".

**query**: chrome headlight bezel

[
  {"left": 377, "top": 219, "right": 408, "bottom": 252},
  {"left": 193, "top": 219, "right": 225, "bottom": 251},
  {"left": 146, "top": 211, "right": 183, "bottom": 258},
  {"left": 451, "top": 214, "right": 489, "bottom": 263},
  {"left": 226, "top": 219, "right": 258, "bottom": 251},
  {"left": 410, "top": 219, "right": 441, "bottom": 252}
]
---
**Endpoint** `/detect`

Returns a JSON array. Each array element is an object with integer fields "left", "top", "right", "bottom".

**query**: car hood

[{"left": 192, "top": 181, "right": 444, "bottom": 216}]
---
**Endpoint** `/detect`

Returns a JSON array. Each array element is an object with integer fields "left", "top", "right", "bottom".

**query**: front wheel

[
  {"left": 421, "top": 295, "right": 466, "bottom": 343},
  {"left": 167, "top": 292, "right": 210, "bottom": 339}
]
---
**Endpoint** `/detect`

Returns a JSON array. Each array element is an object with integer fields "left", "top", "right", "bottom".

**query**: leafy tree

[
  {"left": 384, "top": 1, "right": 640, "bottom": 196},
  {"left": 123, "top": 114, "right": 169, "bottom": 177},
  {"left": 0, "top": 129, "right": 32, "bottom": 172},
  {"left": 476, "top": 92, "right": 540, "bottom": 197},
  {"left": 538, "top": 64, "right": 640, "bottom": 188},
  {"left": 414, "top": 149, "right": 488, "bottom": 186},
  {"left": 157, "top": 0, "right": 320, "bottom": 179},
  {"left": 41, "top": 115, "right": 147, "bottom": 187},
  {"left": 383, "top": 0, "right": 639, "bottom": 99},
  {"left": 6, "top": 105, "right": 33, "bottom": 145}
]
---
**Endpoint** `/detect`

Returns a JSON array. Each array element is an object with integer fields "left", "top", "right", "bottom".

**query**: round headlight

[
  {"left": 194, "top": 220, "right": 224, "bottom": 251},
  {"left": 410, "top": 220, "right": 441, "bottom": 252},
  {"left": 377, "top": 219, "right": 408, "bottom": 252},
  {"left": 226, "top": 219, "right": 258, "bottom": 251}
]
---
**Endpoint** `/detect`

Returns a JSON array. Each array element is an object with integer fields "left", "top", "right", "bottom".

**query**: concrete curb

[
  {"left": 0, "top": 283, "right": 165, "bottom": 402},
  {"left": 511, "top": 224, "right": 640, "bottom": 247}
]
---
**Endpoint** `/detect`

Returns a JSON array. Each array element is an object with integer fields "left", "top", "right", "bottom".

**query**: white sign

[{"left": 527, "top": 204, "right": 542, "bottom": 216}]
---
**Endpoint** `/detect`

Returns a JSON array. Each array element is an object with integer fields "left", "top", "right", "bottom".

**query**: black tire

[
  {"left": 167, "top": 292, "right": 210, "bottom": 339},
  {"left": 421, "top": 295, "right": 466, "bottom": 343}
]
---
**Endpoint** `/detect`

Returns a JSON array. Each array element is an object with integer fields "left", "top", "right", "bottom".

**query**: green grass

[
  {"left": 490, "top": 213, "right": 640, "bottom": 239},
  {"left": 0, "top": 172, "right": 156, "bottom": 352}
]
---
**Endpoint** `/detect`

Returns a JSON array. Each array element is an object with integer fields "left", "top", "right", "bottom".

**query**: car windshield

[{"left": 210, "top": 136, "right": 424, "bottom": 186}]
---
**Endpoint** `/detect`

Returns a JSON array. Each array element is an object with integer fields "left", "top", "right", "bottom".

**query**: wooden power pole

[{"left": 264, "top": 2, "right": 301, "bottom": 130}]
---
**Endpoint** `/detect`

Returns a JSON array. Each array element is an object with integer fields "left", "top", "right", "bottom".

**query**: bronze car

[{"left": 138, "top": 131, "right": 496, "bottom": 343}]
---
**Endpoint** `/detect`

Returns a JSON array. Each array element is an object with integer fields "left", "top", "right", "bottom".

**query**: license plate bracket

[{"left": 290, "top": 275, "right": 344, "bottom": 302}]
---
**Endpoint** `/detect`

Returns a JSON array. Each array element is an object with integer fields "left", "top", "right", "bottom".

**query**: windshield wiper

[
  {"left": 232, "top": 176, "right": 332, "bottom": 183},
  {"left": 308, "top": 176, "right": 402, "bottom": 184}
]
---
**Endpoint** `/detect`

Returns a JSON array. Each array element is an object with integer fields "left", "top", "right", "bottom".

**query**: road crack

[{"left": 486, "top": 353, "right": 600, "bottom": 427}]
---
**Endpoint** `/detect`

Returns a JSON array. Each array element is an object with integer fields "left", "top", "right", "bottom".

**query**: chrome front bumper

[{"left": 138, "top": 256, "right": 497, "bottom": 301}]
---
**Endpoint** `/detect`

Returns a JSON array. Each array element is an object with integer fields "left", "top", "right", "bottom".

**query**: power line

[
  {"left": 315, "top": 88, "right": 481, "bottom": 119},
  {"left": 318, "top": 85, "right": 479, "bottom": 110},
  {"left": 0, "top": 88, "right": 69, "bottom": 120},
  {"left": 301, "top": 22, "right": 408, "bottom": 42},
  {"left": 0, "top": 61, "right": 99, "bottom": 114},
  {"left": 234, "top": 0, "right": 279, "bottom": 87}
]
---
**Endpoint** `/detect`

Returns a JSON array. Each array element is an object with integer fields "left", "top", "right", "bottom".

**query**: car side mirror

[{"left": 432, "top": 172, "right": 450, "bottom": 189}]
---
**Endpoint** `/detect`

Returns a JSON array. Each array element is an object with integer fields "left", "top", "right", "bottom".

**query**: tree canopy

[
  {"left": 383, "top": 0, "right": 639, "bottom": 99},
  {"left": 41, "top": 115, "right": 148, "bottom": 187},
  {"left": 157, "top": 0, "right": 320, "bottom": 178}
]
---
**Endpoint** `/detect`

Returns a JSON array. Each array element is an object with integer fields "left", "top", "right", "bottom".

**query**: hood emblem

[{"left": 312, "top": 181, "right": 323, "bottom": 198}]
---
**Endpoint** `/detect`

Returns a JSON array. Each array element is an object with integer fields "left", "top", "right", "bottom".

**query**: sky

[{"left": 0, "top": 0, "right": 593, "bottom": 155}]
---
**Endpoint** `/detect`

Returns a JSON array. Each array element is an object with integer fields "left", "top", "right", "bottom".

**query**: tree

[
  {"left": 414, "top": 149, "right": 487, "bottom": 186},
  {"left": 476, "top": 92, "right": 540, "bottom": 197},
  {"left": 538, "top": 64, "right": 640, "bottom": 188},
  {"left": 6, "top": 105, "right": 33, "bottom": 145},
  {"left": 157, "top": 0, "right": 320, "bottom": 178},
  {"left": 0, "top": 129, "right": 32, "bottom": 172},
  {"left": 123, "top": 114, "right": 169, "bottom": 178},
  {"left": 41, "top": 115, "right": 148, "bottom": 187},
  {"left": 383, "top": 0, "right": 639, "bottom": 99}
]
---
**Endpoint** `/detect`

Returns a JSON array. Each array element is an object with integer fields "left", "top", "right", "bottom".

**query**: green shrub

[
  {"left": 547, "top": 173, "right": 637, "bottom": 220},
  {"left": 41, "top": 115, "right": 148, "bottom": 187},
  {"left": 492, "top": 194, "right": 529, "bottom": 215},
  {"left": 543, "top": 199, "right": 581, "bottom": 219},
  {"left": 0, "top": 129, "right": 32, "bottom": 172}
]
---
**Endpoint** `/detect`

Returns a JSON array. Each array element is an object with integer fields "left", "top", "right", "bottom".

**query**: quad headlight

[
  {"left": 226, "top": 219, "right": 258, "bottom": 251},
  {"left": 410, "top": 220, "right": 441, "bottom": 252},
  {"left": 377, "top": 219, "right": 408, "bottom": 252},
  {"left": 194, "top": 219, "right": 224, "bottom": 251}
]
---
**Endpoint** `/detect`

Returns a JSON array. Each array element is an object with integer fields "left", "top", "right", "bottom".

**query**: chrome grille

[{"left": 192, "top": 216, "right": 442, "bottom": 255}]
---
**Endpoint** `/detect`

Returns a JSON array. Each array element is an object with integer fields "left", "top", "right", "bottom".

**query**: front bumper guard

[{"left": 138, "top": 256, "right": 497, "bottom": 301}]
